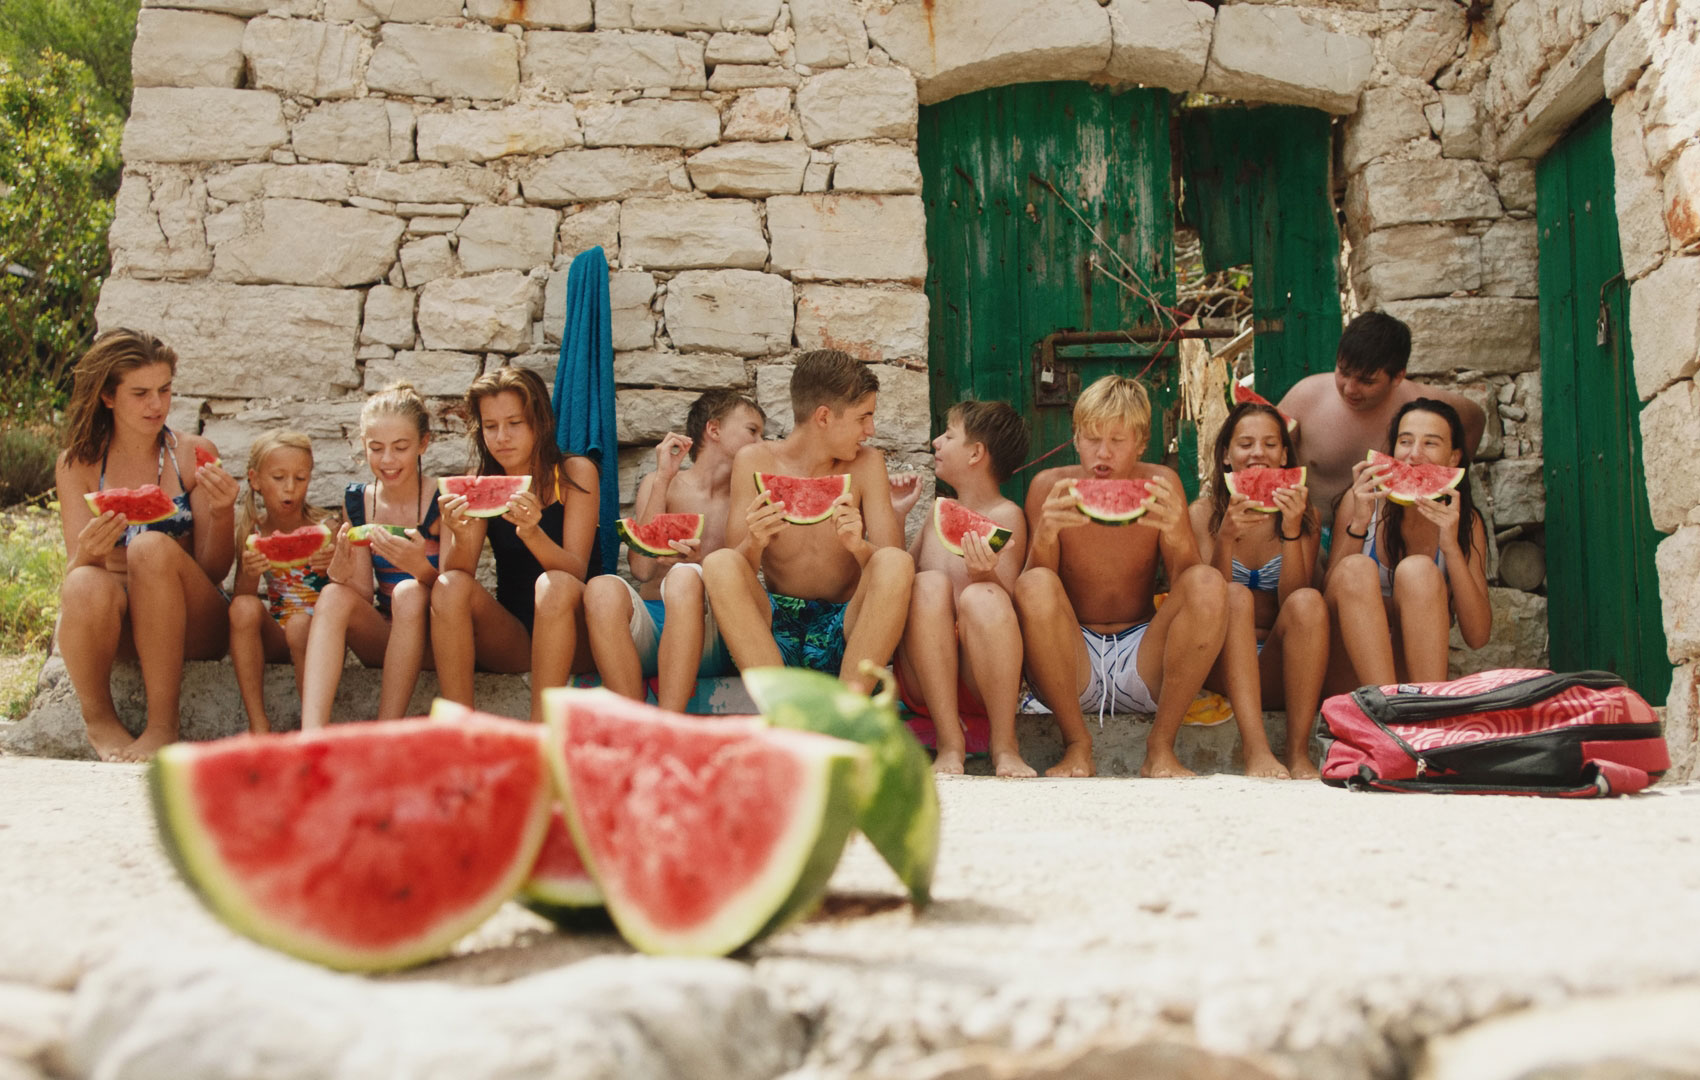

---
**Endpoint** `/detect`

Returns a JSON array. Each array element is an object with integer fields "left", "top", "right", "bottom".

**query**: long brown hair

[
  {"left": 1207, "top": 402, "right": 1310, "bottom": 538},
  {"left": 235, "top": 429, "right": 335, "bottom": 548},
  {"left": 1380, "top": 398, "right": 1480, "bottom": 564},
  {"left": 464, "top": 366, "right": 583, "bottom": 502},
  {"left": 62, "top": 329, "right": 178, "bottom": 466}
]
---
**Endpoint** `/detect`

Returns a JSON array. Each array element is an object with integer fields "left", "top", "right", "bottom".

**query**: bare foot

[
  {"left": 84, "top": 715, "right": 135, "bottom": 762},
  {"left": 932, "top": 748, "right": 966, "bottom": 775},
  {"left": 1045, "top": 741, "right": 1095, "bottom": 778},
  {"left": 1244, "top": 750, "right": 1292, "bottom": 779},
  {"left": 114, "top": 725, "right": 178, "bottom": 763},
  {"left": 1140, "top": 752, "right": 1198, "bottom": 778},
  {"left": 1285, "top": 753, "right": 1322, "bottom": 780},
  {"left": 993, "top": 749, "right": 1038, "bottom": 778}
]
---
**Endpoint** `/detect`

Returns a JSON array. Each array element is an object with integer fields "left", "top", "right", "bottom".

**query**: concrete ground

[{"left": 4, "top": 755, "right": 1700, "bottom": 1079}]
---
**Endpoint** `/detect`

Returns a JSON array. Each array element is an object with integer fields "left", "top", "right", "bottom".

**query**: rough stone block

[
  {"left": 1102, "top": 0, "right": 1213, "bottom": 92},
  {"left": 465, "top": 0, "right": 591, "bottom": 27},
  {"left": 685, "top": 141, "right": 809, "bottom": 196},
  {"left": 206, "top": 162, "right": 354, "bottom": 202},
  {"left": 1449, "top": 587, "right": 1549, "bottom": 676},
  {"left": 456, "top": 205, "right": 560, "bottom": 273},
  {"left": 1341, "top": 86, "right": 1435, "bottom": 175},
  {"left": 619, "top": 198, "right": 766, "bottom": 270},
  {"left": 208, "top": 199, "right": 404, "bottom": 287},
  {"left": 1611, "top": 100, "right": 1668, "bottom": 281},
  {"left": 1201, "top": 4, "right": 1374, "bottom": 114},
  {"left": 1641, "top": 32, "right": 1700, "bottom": 168},
  {"left": 366, "top": 25, "right": 520, "bottom": 100},
  {"left": 795, "top": 66, "right": 917, "bottom": 146},
  {"left": 789, "top": 0, "right": 868, "bottom": 69},
  {"left": 242, "top": 17, "right": 364, "bottom": 99},
  {"left": 365, "top": 349, "right": 482, "bottom": 396},
  {"left": 1656, "top": 526, "right": 1700, "bottom": 659},
  {"left": 794, "top": 284, "right": 927, "bottom": 363},
  {"left": 581, "top": 100, "right": 720, "bottom": 149},
  {"left": 1498, "top": 159, "right": 1537, "bottom": 212},
  {"left": 722, "top": 87, "right": 792, "bottom": 141},
  {"left": 1456, "top": 380, "right": 1504, "bottom": 461},
  {"left": 1602, "top": 10, "right": 1651, "bottom": 97},
  {"left": 595, "top": 0, "right": 782, "bottom": 31},
  {"left": 1480, "top": 218, "right": 1539, "bottom": 298},
  {"left": 416, "top": 105, "right": 582, "bottom": 162},
  {"left": 1628, "top": 256, "right": 1700, "bottom": 401},
  {"left": 522, "top": 31, "right": 707, "bottom": 91},
  {"left": 1499, "top": 16, "right": 1621, "bottom": 161},
  {"left": 520, "top": 147, "right": 680, "bottom": 203},
  {"left": 865, "top": 0, "right": 1111, "bottom": 105},
  {"left": 616, "top": 388, "right": 703, "bottom": 443},
  {"left": 1351, "top": 225, "right": 1481, "bottom": 304},
  {"left": 1639, "top": 380, "right": 1700, "bottom": 533},
  {"left": 1388, "top": 6, "right": 1468, "bottom": 82},
  {"left": 109, "top": 172, "right": 215, "bottom": 279},
  {"left": 557, "top": 202, "right": 622, "bottom": 263},
  {"left": 663, "top": 269, "right": 793, "bottom": 356},
  {"left": 141, "top": 0, "right": 278, "bottom": 15},
  {"left": 1663, "top": 143, "right": 1700, "bottom": 250},
  {"left": 1439, "top": 93, "right": 1484, "bottom": 159},
  {"left": 131, "top": 10, "right": 246, "bottom": 88},
  {"left": 361, "top": 284, "right": 416, "bottom": 347},
  {"left": 324, "top": 0, "right": 460, "bottom": 21},
  {"left": 416, "top": 271, "right": 538, "bottom": 352},
  {"left": 707, "top": 64, "right": 800, "bottom": 91},
  {"left": 1386, "top": 297, "right": 1540, "bottom": 375},
  {"left": 614, "top": 350, "right": 747, "bottom": 388},
  {"left": 755, "top": 359, "right": 928, "bottom": 449},
  {"left": 1347, "top": 159, "right": 1502, "bottom": 232},
  {"left": 399, "top": 234, "right": 454, "bottom": 286},
  {"left": 830, "top": 143, "right": 921, "bottom": 194},
  {"left": 1667, "top": 662, "right": 1699, "bottom": 782},
  {"left": 293, "top": 100, "right": 415, "bottom": 164},
  {"left": 95, "top": 279, "right": 360, "bottom": 397},
  {"left": 122, "top": 88, "right": 287, "bottom": 163},
  {"left": 355, "top": 165, "right": 504, "bottom": 203},
  {"left": 768, "top": 194, "right": 927, "bottom": 282},
  {"left": 1488, "top": 458, "right": 1544, "bottom": 525},
  {"left": 706, "top": 32, "right": 778, "bottom": 65},
  {"left": 546, "top": 268, "right": 652, "bottom": 346}
]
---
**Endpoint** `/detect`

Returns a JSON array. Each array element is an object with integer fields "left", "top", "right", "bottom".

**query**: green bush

[
  {"left": 0, "top": 503, "right": 62, "bottom": 654},
  {"left": 0, "top": 422, "right": 57, "bottom": 506},
  {"left": 0, "top": 0, "right": 138, "bottom": 116}
]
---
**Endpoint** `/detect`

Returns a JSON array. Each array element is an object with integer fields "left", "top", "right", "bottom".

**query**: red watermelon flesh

[
  {"left": 1230, "top": 383, "right": 1300, "bottom": 436},
  {"left": 438, "top": 474, "right": 532, "bottom": 518},
  {"left": 543, "top": 687, "right": 867, "bottom": 956},
  {"left": 248, "top": 523, "right": 332, "bottom": 567},
  {"left": 1366, "top": 450, "right": 1464, "bottom": 506},
  {"left": 149, "top": 717, "right": 552, "bottom": 971},
  {"left": 194, "top": 445, "right": 222, "bottom": 470},
  {"left": 520, "top": 808, "right": 607, "bottom": 928},
  {"left": 1070, "top": 478, "right": 1153, "bottom": 524},
  {"left": 1224, "top": 466, "right": 1307, "bottom": 513},
  {"left": 932, "top": 497, "right": 1011, "bottom": 556},
  {"left": 84, "top": 485, "right": 177, "bottom": 525},
  {"left": 616, "top": 513, "right": 704, "bottom": 557},
  {"left": 755, "top": 473, "right": 851, "bottom": 525}
]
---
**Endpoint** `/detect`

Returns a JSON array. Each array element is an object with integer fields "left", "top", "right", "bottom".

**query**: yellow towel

[{"left": 1151, "top": 591, "right": 1235, "bottom": 726}]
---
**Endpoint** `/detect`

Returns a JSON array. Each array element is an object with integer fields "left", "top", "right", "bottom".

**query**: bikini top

[
  {"left": 1230, "top": 553, "right": 1282, "bottom": 592},
  {"left": 344, "top": 482, "right": 441, "bottom": 593},
  {"left": 101, "top": 428, "right": 193, "bottom": 548},
  {"left": 1363, "top": 503, "right": 1446, "bottom": 597}
]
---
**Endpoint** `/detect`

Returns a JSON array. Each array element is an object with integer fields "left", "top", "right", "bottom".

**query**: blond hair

[
  {"left": 62, "top": 329, "right": 179, "bottom": 466},
  {"left": 236, "top": 429, "right": 334, "bottom": 547},
  {"left": 361, "top": 381, "right": 431, "bottom": 441},
  {"left": 1073, "top": 375, "right": 1151, "bottom": 444}
]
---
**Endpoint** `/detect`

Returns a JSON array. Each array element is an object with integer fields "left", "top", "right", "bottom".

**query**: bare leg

[
  {"left": 1393, "top": 556, "right": 1451, "bottom": 682},
  {"left": 230, "top": 594, "right": 289, "bottom": 735},
  {"left": 839, "top": 547, "right": 915, "bottom": 694},
  {"left": 376, "top": 578, "right": 431, "bottom": 720},
  {"left": 530, "top": 571, "right": 593, "bottom": 723},
  {"left": 300, "top": 583, "right": 374, "bottom": 729},
  {"left": 957, "top": 582, "right": 1033, "bottom": 778},
  {"left": 702, "top": 548, "right": 781, "bottom": 671},
  {"left": 118, "top": 533, "right": 230, "bottom": 761},
  {"left": 284, "top": 613, "right": 313, "bottom": 725},
  {"left": 656, "top": 566, "right": 706, "bottom": 713},
  {"left": 585, "top": 575, "right": 645, "bottom": 702},
  {"left": 56, "top": 565, "right": 133, "bottom": 760},
  {"left": 896, "top": 570, "right": 964, "bottom": 773},
  {"left": 1136, "top": 564, "right": 1228, "bottom": 778},
  {"left": 1012, "top": 568, "right": 1094, "bottom": 778},
  {"left": 1325, "top": 554, "right": 1396, "bottom": 691},
  {"left": 1205, "top": 584, "right": 1287, "bottom": 778},
  {"left": 430, "top": 570, "right": 480, "bottom": 707},
  {"left": 1268, "top": 588, "right": 1327, "bottom": 778}
]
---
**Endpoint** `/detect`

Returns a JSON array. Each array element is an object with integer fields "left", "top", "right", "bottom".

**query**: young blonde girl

[
  {"left": 299, "top": 383, "right": 441, "bottom": 727},
  {"left": 432, "top": 366, "right": 600, "bottom": 723},
  {"left": 54, "top": 329, "right": 237, "bottom": 761},
  {"left": 228, "top": 430, "right": 336, "bottom": 734}
]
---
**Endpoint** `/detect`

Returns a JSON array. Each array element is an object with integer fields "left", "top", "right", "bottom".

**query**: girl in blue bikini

[{"left": 55, "top": 329, "right": 238, "bottom": 761}]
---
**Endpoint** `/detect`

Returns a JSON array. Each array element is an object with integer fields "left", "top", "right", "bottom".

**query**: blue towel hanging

[{"left": 553, "top": 245, "right": 618, "bottom": 576}]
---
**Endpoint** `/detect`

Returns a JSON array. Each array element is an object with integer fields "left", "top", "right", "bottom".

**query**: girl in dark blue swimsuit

[{"left": 55, "top": 329, "right": 238, "bottom": 761}]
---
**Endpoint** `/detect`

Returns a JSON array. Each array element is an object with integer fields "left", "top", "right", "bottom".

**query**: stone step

[{"left": 2, "top": 657, "right": 1315, "bottom": 775}]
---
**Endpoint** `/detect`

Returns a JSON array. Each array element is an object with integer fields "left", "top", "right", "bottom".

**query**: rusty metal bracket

[{"left": 1031, "top": 320, "right": 1264, "bottom": 406}]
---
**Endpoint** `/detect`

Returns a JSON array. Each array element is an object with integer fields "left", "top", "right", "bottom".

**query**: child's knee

[
  {"left": 390, "top": 579, "right": 428, "bottom": 618},
  {"left": 229, "top": 594, "right": 266, "bottom": 632},
  {"left": 285, "top": 614, "right": 313, "bottom": 650},
  {"left": 431, "top": 570, "right": 474, "bottom": 616},
  {"left": 912, "top": 569, "right": 953, "bottom": 606},
  {"left": 583, "top": 575, "right": 631, "bottom": 621},
  {"left": 867, "top": 546, "right": 915, "bottom": 588},
  {"left": 61, "top": 565, "right": 121, "bottom": 613},
  {"left": 315, "top": 582, "right": 361, "bottom": 617},
  {"left": 1392, "top": 554, "right": 1444, "bottom": 597},
  {"left": 1014, "top": 567, "right": 1063, "bottom": 614},
  {"left": 1285, "top": 587, "right": 1328, "bottom": 633},
  {"left": 125, "top": 529, "right": 182, "bottom": 570},
  {"left": 1176, "top": 564, "right": 1227, "bottom": 619},
  {"left": 1327, "top": 555, "right": 1380, "bottom": 603},
  {"left": 957, "top": 582, "right": 1014, "bottom": 628},
  {"left": 535, "top": 570, "right": 584, "bottom": 617}
]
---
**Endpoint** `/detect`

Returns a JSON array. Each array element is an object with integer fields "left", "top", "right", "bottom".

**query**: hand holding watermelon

[
  {"left": 1039, "top": 478, "right": 1094, "bottom": 540},
  {"left": 744, "top": 489, "right": 791, "bottom": 550},
  {"left": 438, "top": 492, "right": 479, "bottom": 538},
  {"left": 960, "top": 529, "right": 1000, "bottom": 578},
  {"left": 1267, "top": 480, "right": 1308, "bottom": 526},
  {"left": 502, "top": 489, "right": 546, "bottom": 535},
  {"left": 72, "top": 508, "right": 128, "bottom": 566},
  {"left": 1216, "top": 492, "right": 1264, "bottom": 542},
  {"left": 369, "top": 524, "right": 431, "bottom": 577},
  {"left": 239, "top": 544, "right": 271, "bottom": 583},
  {"left": 1410, "top": 483, "right": 1461, "bottom": 541},
  {"left": 829, "top": 491, "right": 867, "bottom": 555},
  {"left": 1132, "top": 474, "right": 1184, "bottom": 533},
  {"left": 194, "top": 456, "right": 241, "bottom": 516}
]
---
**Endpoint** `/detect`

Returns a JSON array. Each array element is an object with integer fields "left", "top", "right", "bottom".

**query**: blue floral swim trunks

[{"left": 768, "top": 592, "right": 848, "bottom": 674}]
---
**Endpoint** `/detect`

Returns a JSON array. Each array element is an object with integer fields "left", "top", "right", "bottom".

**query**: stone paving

[{"left": 4, "top": 754, "right": 1700, "bottom": 1079}]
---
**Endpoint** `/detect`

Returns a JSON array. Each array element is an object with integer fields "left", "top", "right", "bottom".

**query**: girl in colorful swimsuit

[
  {"left": 1188, "top": 402, "right": 1330, "bottom": 779},
  {"left": 54, "top": 329, "right": 238, "bottom": 761},
  {"left": 1325, "top": 397, "right": 1491, "bottom": 690},
  {"left": 299, "top": 383, "right": 441, "bottom": 728},
  {"left": 228, "top": 430, "right": 337, "bottom": 735},
  {"left": 432, "top": 366, "right": 600, "bottom": 724}
]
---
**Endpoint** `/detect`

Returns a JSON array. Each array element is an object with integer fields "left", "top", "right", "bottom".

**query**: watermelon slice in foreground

[
  {"left": 616, "top": 513, "right": 704, "bottom": 557},
  {"left": 247, "top": 523, "right": 332, "bottom": 567},
  {"left": 438, "top": 474, "right": 532, "bottom": 518},
  {"left": 1224, "top": 466, "right": 1307, "bottom": 513},
  {"left": 1070, "top": 478, "right": 1153, "bottom": 525},
  {"left": 85, "top": 484, "right": 176, "bottom": 525},
  {"left": 1229, "top": 382, "right": 1300, "bottom": 436},
  {"left": 932, "top": 497, "right": 1011, "bottom": 557},
  {"left": 1366, "top": 450, "right": 1464, "bottom": 506},
  {"left": 543, "top": 687, "right": 868, "bottom": 957},
  {"left": 149, "top": 717, "right": 552, "bottom": 971},
  {"left": 756, "top": 473, "right": 851, "bottom": 525}
]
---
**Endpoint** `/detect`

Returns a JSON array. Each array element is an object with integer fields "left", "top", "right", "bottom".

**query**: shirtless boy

[
  {"left": 1015, "top": 375, "right": 1228, "bottom": 778},
  {"left": 893, "top": 401, "right": 1032, "bottom": 777},
  {"left": 702, "top": 350, "right": 914, "bottom": 694},
  {"left": 585, "top": 390, "right": 765, "bottom": 711}
]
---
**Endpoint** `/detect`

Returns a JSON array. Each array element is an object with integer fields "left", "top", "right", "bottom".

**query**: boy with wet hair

[
  {"left": 584, "top": 390, "right": 766, "bottom": 711},
  {"left": 894, "top": 400, "right": 1032, "bottom": 776},
  {"left": 1016, "top": 375, "right": 1229, "bottom": 778},
  {"left": 703, "top": 349, "right": 914, "bottom": 694}
]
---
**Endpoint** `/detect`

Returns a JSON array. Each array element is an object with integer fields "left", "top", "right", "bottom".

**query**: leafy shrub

[
  {"left": 0, "top": 421, "right": 57, "bottom": 506},
  {"left": 0, "top": 0, "right": 140, "bottom": 116},
  {"left": 0, "top": 503, "right": 62, "bottom": 654}
]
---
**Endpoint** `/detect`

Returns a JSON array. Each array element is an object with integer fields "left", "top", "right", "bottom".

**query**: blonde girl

[
  {"left": 228, "top": 430, "right": 336, "bottom": 734},
  {"left": 432, "top": 366, "right": 600, "bottom": 723},
  {"left": 54, "top": 329, "right": 238, "bottom": 761},
  {"left": 299, "top": 383, "right": 441, "bottom": 727}
]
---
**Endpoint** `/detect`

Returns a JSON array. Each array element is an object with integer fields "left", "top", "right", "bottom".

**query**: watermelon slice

[
  {"left": 932, "top": 497, "right": 1011, "bottom": 557},
  {"left": 1070, "top": 478, "right": 1153, "bottom": 525},
  {"left": 1229, "top": 382, "right": 1299, "bottom": 436},
  {"left": 616, "top": 513, "right": 704, "bottom": 557},
  {"left": 1365, "top": 450, "right": 1464, "bottom": 505},
  {"left": 542, "top": 687, "right": 868, "bottom": 957},
  {"left": 755, "top": 473, "right": 851, "bottom": 525},
  {"left": 84, "top": 485, "right": 177, "bottom": 525},
  {"left": 194, "top": 445, "right": 222, "bottom": 471},
  {"left": 348, "top": 523, "right": 410, "bottom": 547},
  {"left": 149, "top": 717, "right": 552, "bottom": 971},
  {"left": 1224, "top": 466, "right": 1307, "bottom": 513},
  {"left": 438, "top": 474, "right": 532, "bottom": 518},
  {"left": 520, "top": 808, "right": 608, "bottom": 930},
  {"left": 742, "top": 665, "right": 940, "bottom": 906},
  {"left": 247, "top": 523, "right": 332, "bottom": 566}
]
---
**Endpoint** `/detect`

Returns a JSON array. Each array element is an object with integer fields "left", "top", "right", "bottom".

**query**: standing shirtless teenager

[
  {"left": 1016, "top": 375, "right": 1228, "bottom": 778},
  {"left": 702, "top": 350, "right": 914, "bottom": 694}
]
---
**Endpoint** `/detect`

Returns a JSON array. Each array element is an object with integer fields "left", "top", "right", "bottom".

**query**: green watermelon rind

[
  {"left": 1223, "top": 466, "right": 1308, "bottom": 514},
  {"left": 932, "top": 498, "right": 1012, "bottom": 558},
  {"left": 1069, "top": 479, "right": 1151, "bottom": 525},
  {"left": 84, "top": 486, "right": 177, "bottom": 525},
  {"left": 148, "top": 721, "right": 553, "bottom": 972},
  {"left": 616, "top": 513, "right": 705, "bottom": 558},
  {"left": 1365, "top": 450, "right": 1464, "bottom": 506},
  {"left": 543, "top": 687, "right": 868, "bottom": 957},
  {"left": 246, "top": 523, "right": 333, "bottom": 566},
  {"left": 348, "top": 523, "right": 410, "bottom": 546},
  {"left": 438, "top": 475, "right": 533, "bottom": 518},
  {"left": 755, "top": 473, "right": 852, "bottom": 526}
]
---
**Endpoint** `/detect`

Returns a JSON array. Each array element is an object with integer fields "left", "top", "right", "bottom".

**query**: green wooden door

[
  {"left": 919, "top": 83, "right": 1178, "bottom": 503},
  {"left": 1538, "top": 105, "right": 1672, "bottom": 703}
]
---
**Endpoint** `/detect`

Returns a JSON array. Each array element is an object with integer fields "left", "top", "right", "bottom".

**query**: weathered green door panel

[
  {"left": 919, "top": 83, "right": 1177, "bottom": 504},
  {"left": 1538, "top": 105, "right": 1671, "bottom": 704}
]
